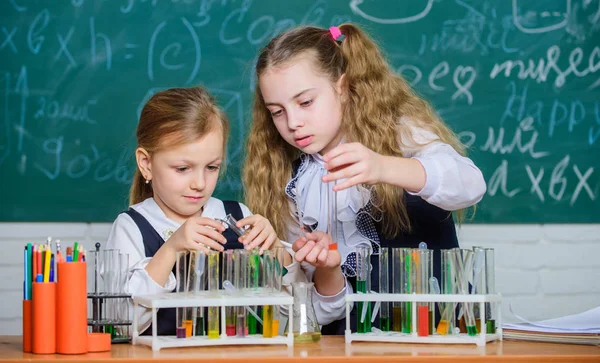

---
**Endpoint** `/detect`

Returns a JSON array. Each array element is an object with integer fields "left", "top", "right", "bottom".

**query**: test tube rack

[
  {"left": 132, "top": 288, "right": 294, "bottom": 351},
  {"left": 87, "top": 243, "right": 132, "bottom": 343},
  {"left": 87, "top": 292, "right": 133, "bottom": 343},
  {"left": 345, "top": 293, "right": 502, "bottom": 346}
]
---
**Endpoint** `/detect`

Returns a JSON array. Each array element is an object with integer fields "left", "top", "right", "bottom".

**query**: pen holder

[
  {"left": 22, "top": 300, "right": 32, "bottom": 352},
  {"left": 32, "top": 282, "right": 56, "bottom": 354},
  {"left": 56, "top": 262, "right": 88, "bottom": 354}
]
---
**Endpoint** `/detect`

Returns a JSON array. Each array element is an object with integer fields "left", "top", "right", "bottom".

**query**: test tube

[
  {"left": 378, "top": 247, "right": 390, "bottom": 331},
  {"left": 223, "top": 250, "right": 236, "bottom": 336},
  {"left": 262, "top": 250, "right": 274, "bottom": 338},
  {"left": 217, "top": 214, "right": 246, "bottom": 237},
  {"left": 327, "top": 180, "right": 338, "bottom": 247},
  {"left": 115, "top": 252, "right": 130, "bottom": 341},
  {"left": 417, "top": 249, "right": 431, "bottom": 336},
  {"left": 391, "top": 247, "right": 403, "bottom": 332},
  {"left": 247, "top": 248, "right": 261, "bottom": 335},
  {"left": 188, "top": 250, "right": 206, "bottom": 336},
  {"left": 175, "top": 251, "right": 188, "bottom": 338},
  {"left": 356, "top": 246, "right": 371, "bottom": 333},
  {"left": 234, "top": 249, "right": 248, "bottom": 337},
  {"left": 401, "top": 249, "right": 415, "bottom": 333},
  {"left": 87, "top": 244, "right": 102, "bottom": 332},
  {"left": 437, "top": 249, "right": 457, "bottom": 335},
  {"left": 270, "top": 247, "right": 285, "bottom": 336},
  {"left": 455, "top": 249, "right": 477, "bottom": 336},
  {"left": 102, "top": 249, "right": 120, "bottom": 337},
  {"left": 207, "top": 250, "right": 219, "bottom": 339},
  {"left": 472, "top": 246, "right": 486, "bottom": 333},
  {"left": 485, "top": 248, "right": 496, "bottom": 334},
  {"left": 429, "top": 249, "right": 435, "bottom": 335}
]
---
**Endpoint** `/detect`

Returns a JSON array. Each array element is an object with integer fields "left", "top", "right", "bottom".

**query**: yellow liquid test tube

[
  {"left": 208, "top": 307, "right": 219, "bottom": 339},
  {"left": 207, "top": 250, "right": 219, "bottom": 339},
  {"left": 263, "top": 305, "right": 273, "bottom": 338},
  {"left": 436, "top": 320, "right": 449, "bottom": 335},
  {"left": 185, "top": 320, "right": 192, "bottom": 338}
]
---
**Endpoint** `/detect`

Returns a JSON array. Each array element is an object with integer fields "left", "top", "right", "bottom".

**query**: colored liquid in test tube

[
  {"left": 175, "top": 251, "right": 188, "bottom": 339},
  {"left": 356, "top": 247, "right": 371, "bottom": 333},
  {"left": 223, "top": 250, "right": 236, "bottom": 336},
  {"left": 247, "top": 249, "right": 261, "bottom": 335},
  {"left": 485, "top": 248, "right": 496, "bottom": 334},
  {"left": 207, "top": 250, "right": 219, "bottom": 339},
  {"left": 402, "top": 249, "right": 414, "bottom": 334},
  {"left": 271, "top": 247, "right": 286, "bottom": 337},
  {"left": 262, "top": 249, "right": 280, "bottom": 338},
  {"left": 391, "top": 248, "right": 403, "bottom": 332},
  {"left": 472, "top": 247, "right": 486, "bottom": 335},
  {"left": 436, "top": 249, "right": 457, "bottom": 335},
  {"left": 173, "top": 250, "right": 206, "bottom": 338},
  {"left": 234, "top": 249, "right": 248, "bottom": 337},
  {"left": 378, "top": 248, "right": 390, "bottom": 331},
  {"left": 417, "top": 248, "right": 431, "bottom": 337}
]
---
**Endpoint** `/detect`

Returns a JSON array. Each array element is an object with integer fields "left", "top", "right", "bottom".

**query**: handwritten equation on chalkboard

[{"left": 1, "top": 0, "right": 599, "bottom": 222}]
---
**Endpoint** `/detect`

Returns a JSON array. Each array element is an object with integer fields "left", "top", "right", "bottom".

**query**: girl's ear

[
  {"left": 136, "top": 147, "right": 152, "bottom": 181},
  {"left": 335, "top": 73, "right": 348, "bottom": 99}
]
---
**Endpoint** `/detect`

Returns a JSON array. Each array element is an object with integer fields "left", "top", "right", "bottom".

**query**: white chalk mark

[
  {"left": 512, "top": 0, "right": 571, "bottom": 34},
  {"left": 349, "top": 0, "right": 433, "bottom": 24}
]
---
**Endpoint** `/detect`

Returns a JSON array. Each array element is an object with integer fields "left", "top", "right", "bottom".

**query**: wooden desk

[{"left": 1, "top": 336, "right": 598, "bottom": 362}]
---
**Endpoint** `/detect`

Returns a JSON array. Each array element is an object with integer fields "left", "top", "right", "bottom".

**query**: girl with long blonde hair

[{"left": 244, "top": 24, "right": 486, "bottom": 334}]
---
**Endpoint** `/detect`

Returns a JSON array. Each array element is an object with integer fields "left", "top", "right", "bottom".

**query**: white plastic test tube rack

[
  {"left": 132, "top": 288, "right": 294, "bottom": 351},
  {"left": 345, "top": 293, "right": 502, "bottom": 346}
]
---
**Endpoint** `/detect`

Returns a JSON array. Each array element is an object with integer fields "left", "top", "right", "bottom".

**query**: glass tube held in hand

[{"left": 356, "top": 246, "right": 372, "bottom": 334}]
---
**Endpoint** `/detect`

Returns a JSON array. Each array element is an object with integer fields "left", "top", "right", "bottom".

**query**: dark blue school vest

[
  {"left": 288, "top": 157, "right": 459, "bottom": 335},
  {"left": 125, "top": 200, "right": 244, "bottom": 336}
]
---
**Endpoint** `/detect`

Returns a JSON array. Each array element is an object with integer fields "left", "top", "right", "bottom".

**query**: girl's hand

[
  {"left": 235, "top": 214, "right": 279, "bottom": 254},
  {"left": 292, "top": 231, "right": 340, "bottom": 268},
  {"left": 322, "top": 142, "right": 385, "bottom": 191},
  {"left": 166, "top": 217, "right": 227, "bottom": 253}
]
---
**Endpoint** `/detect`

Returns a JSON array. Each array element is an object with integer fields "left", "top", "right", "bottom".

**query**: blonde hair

[
  {"left": 130, "top": 86, "right": 230, "bottom": 205},
  {"left": 244, "top": 24, "right": 466, "bottom": 238}
]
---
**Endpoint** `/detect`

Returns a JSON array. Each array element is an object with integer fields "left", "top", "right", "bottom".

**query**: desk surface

[{"left": 1, "top": 336, "right": 598, "bottom": 362}]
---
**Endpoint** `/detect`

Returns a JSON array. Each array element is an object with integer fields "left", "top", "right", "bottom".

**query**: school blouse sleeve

[
  {"left": 400, "top": 124, "right": 487, "bottom": 211},
  {"left": 105, "top": 213, "right": 177, "bottom": 334}
]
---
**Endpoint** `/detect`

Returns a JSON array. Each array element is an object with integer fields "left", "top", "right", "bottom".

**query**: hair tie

[{"left": 329, "top": 26, "right": 343, "bottom": 41}]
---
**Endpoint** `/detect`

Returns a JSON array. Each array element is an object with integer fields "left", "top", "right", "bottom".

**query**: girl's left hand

[
  {"left": 322, "top": 142, "right": 385, "bottom": 191},
  {"left": 235, "top": 214, "right": 280, "bottom": 254}
]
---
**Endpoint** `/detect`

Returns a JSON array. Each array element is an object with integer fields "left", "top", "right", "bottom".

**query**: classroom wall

[{"left": 1, "top": 222, "right": 599, "bottom": 335}]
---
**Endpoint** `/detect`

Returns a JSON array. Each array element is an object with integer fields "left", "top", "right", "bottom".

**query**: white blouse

[{"left": 286, "top": 122, "right": 487, "bottom": 324}]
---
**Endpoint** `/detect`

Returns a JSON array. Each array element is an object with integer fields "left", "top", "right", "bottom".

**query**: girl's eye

[
  {"left": 175, "top": 166, "right": 189, "bottom": 172},
  {"left": 207, "top": 165, "right": 220, "bottom": 171},
  {"left": 270, "top": 109, "right": 283, "bottom": 117},
  {"left": 300, "top": 99, "right": 313, "bottom": 107}
]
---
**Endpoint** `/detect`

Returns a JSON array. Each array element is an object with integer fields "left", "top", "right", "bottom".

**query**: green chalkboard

[{"left": 1, "top": 0, "right": 599, "bottom": 223}]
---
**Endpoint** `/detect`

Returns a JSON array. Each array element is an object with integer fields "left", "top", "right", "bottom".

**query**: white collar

[{"left": 295, "top": 154, "right": 374, "bottom": 260}]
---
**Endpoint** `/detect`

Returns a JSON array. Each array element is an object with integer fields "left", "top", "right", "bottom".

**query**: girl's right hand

[
  {"left": 166, "top": 217, "right": 227, "bottom": 253},
  {"left": 292, "top": 231, "right": 341, "bottom": 269}
]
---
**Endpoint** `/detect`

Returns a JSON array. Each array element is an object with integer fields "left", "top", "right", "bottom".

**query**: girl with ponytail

[{"left": 244, "top": 24, "right": 486, "bottom": 334}]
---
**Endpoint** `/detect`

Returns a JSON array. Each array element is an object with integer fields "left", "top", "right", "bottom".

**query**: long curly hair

[
  {"left": 243, "top": 24, "right": 466, "bottom": 239},
  {"left": 130, "top": 86, "right": 230, "bottom": 205}
]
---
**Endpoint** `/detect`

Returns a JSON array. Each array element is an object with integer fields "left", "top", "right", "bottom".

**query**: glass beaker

[{"left": 290, "top": 282, "right": 321, "bottom": 343}]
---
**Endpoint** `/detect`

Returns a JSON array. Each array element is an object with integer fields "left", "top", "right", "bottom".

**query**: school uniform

[
  {"left": 282, "top": 122, "right": 487, "bottom": 334},
  {"left": 105, "top": 197, "right": 303, "bottom": 335}
]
